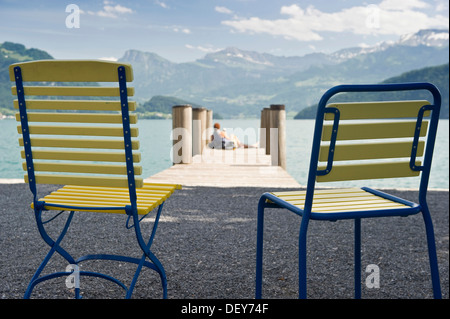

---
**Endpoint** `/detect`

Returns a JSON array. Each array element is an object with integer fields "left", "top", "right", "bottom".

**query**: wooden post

[
  {"left": 270, "top": 104, "right": 286, "bottom": 169},
  {"left": 261, "top": 108, "right": 271, "bottom": 155},
  {"left": 172, "top": 104, "right": 192, "bottom": 164},
  {"left": 206, "top": 109, "right": 213, "bottom": 145},
  {"left": 192, "top": 107, "right": 207, "bottom": 156}
]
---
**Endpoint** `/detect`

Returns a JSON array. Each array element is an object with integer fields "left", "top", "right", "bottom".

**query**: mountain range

[
  {"left": 1, "top": 29, "right": 449, "bottom": 119},
  {"left": 295, "top": 63, "right": 449, "bottom": 119},
  {"left": 117, "top": 29, "right": 449, "bottom": 117}
]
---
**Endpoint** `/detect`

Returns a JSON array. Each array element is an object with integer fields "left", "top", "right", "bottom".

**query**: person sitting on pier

[{"left": 209, "top": 123, "right": 255, "bottom": 149}]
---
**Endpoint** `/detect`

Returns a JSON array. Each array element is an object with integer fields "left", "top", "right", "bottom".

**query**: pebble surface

[{"left": 0, "top": 184, "right": 448, "bottom": 299}]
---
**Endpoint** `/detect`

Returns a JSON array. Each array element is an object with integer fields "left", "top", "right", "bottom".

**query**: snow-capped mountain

[
  {"left": 332, "top": 29, "right": 449, "bottom": 61},
  {"left": 117, "top": 29, "right": 448, "bottom": 116}
]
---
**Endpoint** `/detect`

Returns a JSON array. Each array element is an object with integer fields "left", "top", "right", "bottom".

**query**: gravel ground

[{"left": 0, "top": 183, "right": 448, "bottom": 300}]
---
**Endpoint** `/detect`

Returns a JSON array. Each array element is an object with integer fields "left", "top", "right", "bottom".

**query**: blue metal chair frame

[
  {"left": 255, "top": 83, "right": 442, "bottom": 299},
  {"left": 14, "top": 65, "right": 168, "bottom": 299}
]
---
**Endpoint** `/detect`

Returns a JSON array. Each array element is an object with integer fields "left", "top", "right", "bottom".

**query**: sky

[{"left": 0, "top": 0, "right": 448, "bottom": 63}]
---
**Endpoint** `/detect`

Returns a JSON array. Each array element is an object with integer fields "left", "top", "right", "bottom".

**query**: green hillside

[
  {"left": 0, "top": 42, "right": 53, "bottom": 116},
  {"left": 0, "top": 42, "right": 208, "bottom": 119},
  {"left": 137, "top": 95, "right": 207, "bottom": 119},
  {"left": 294, "top": 63, "right": 449, "bottom": 119}
]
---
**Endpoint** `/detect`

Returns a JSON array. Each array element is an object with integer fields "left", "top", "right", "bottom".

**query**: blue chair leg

[
  {"left": 130, "top": 203, "right": 168, "bottom": 299},
  {"left": 255, "top": 196, "right": 266, "bottom": 299},
  {"left": 421, "top": 205, "right": 442, "bottom": 299},
  {"left": 25, "top": 210, "right": 76, "bottom": 298},
  {"left": 298, "top": 216, "right": 310, "bottom": 299},
  {"left": 354, "top": 218, "right": 361, "bottom": 299},
  {"left": 27, "top": 205, "right": 169, "bottom": 299}
]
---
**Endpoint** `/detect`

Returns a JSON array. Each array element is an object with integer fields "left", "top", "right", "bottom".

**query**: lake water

[{"left": 0, "top": 119, "right": 448, "bottom": 189}]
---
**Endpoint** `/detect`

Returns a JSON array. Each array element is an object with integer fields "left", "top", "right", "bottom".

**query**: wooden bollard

[
  {"left": 192, "top": 107, "right": 207, "bottom": 156},
  {"left": 206, "top": 109, "right": 213, "bottom": 144},
  {"left": 172, "top": 105, "right": 192, "bottom": 164},
  {"left": 270, "top": 104, "right": 286, "bottom": 169},
  {"left": 260, "top": 108, "right": 271, "bottom": 155}
]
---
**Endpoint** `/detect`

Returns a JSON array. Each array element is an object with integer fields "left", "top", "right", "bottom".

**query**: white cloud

[
  {"left": 185, "top": 44, "right": 222, "bottom": 53},
  {"left": 173, "top": 27, "right": 191, "bottom": 34},
  {"left": 99, "top": 56, "right": 118, "bottom": 61},
  {"left": 88, "top": 3, "right": 133, "bottom": 18},
  {"left": 434, "top": 0, "right": 449, "bottom": 12},
  {"left": 155, "top": 1, "right": 169, "bottom": 9},
  {"left": 378, "top": 0, "right": 429, "bottom": 10},
  {"left": 221, "top": 1, "right": 449, "bottom": 42},
  {"left": 215, "top": 6, "right": 234, "bottom": 15}
]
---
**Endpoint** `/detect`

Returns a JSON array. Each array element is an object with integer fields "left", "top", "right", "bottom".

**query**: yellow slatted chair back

[
  {"left": 9, "top": 60, "right": 142, "bottom": 189},
  {"left": 316, "top": 99, "right": 432, "bottom": 183}
]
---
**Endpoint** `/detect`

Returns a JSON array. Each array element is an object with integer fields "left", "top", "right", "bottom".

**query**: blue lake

[{"left": 0, "top": 119, "right": 448, "bottom": 189}]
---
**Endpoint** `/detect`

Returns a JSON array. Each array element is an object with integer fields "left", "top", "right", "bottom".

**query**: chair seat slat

[
  {"left": 32, "top": 200, "right": 156, "bottom": 215},
  {"left": 33, "top": 182, "right": 181, "bottom": 215},
  {"left": 271, "top": 187, "right": 409, "bottom": 213},
  {"left": 50, "top": 190, "right": 168, "bottom": 200},
  {"left": 42, "top": 194, "right": 160, "bottom": 205},
  {"left": 60, "top": 184, "right": 178, "bottom": 195}
]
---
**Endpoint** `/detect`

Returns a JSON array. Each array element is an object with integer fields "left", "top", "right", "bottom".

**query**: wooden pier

[
  {"left": 145, "top": 104, "right": 300, "bottom": 188},
  {"left": 145, "top": 148, "right": 301, "bottom": 187}
]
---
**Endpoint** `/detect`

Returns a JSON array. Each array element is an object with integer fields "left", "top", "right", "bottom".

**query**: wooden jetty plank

[{"left": 145, "top": 148, "right": 301, "bottom": 188}]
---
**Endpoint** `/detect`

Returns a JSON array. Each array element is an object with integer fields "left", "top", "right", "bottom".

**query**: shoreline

[{"left": 1, "top": 178, "right": 448, "bottom": 191}]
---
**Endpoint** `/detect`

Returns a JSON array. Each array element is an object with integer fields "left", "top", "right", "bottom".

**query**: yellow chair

[
  {"left": 10, "top": 60, "right": 180, "bottom": 298},
  {"left": 255, "top": 83, "right": 442, "bottom": 299}
]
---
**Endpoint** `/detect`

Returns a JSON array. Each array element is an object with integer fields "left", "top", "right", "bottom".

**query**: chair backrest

[
  {"left": 9, "top": 60, "right": 141, "bottom": 201},
  {"left": 307, "top": 83, "right": 441, "bottom": 192}
]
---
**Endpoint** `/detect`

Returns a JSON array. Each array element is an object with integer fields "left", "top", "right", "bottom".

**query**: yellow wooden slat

[
  {"left": 289, "top": 196, "right": 394, "bottom": 207},
  {"left": 25, "top": 174, "right": 144, "bottom": 188},
  {"left": 316, "top": 161, "right": 421, "bottom": 182},
  {"left": 60, "top": 185, "right": 175, "bottom": 196},
  {"left": 310, "top": 202, "right": 407, "bottom": 212},
  {"left": 9, "top": 60, "right": 133, "bottom": 82},
  {"left": 309, "top": 198, "right": 394, "bottom": 208},
  {"left": 21, "top": 150, "right": 141, "bottom": 162},
  {"left": 17, "top": 125, "right": 138, "bottom": 137},
  {"left": 19, "top": 137, "right": 139, "bottom": 150},
  {"left": 50, "top": 189, "right": 168, "bottom": 201},
  {"left": 12, "top": 86, "right": 134, "bottom": 97},
  {"left": 272, "top": 188, "right": 362, "bottom": 197},
  {"left": 322, "top": 121, "right": 428, "bottom": 141},
  {"left": 29, "top": 182, "right": 179, "bottom": 215},
  {"left": 270, "top": 187, "right": 409, "bottom": 213},
  {"left": 16, "top": 112, "right": 137, "bottom": 124},
  {"left": 14, "top": 100, "right": 136, "bottom": 111},
  {"left": 318, "top": 141, "right": 425, "bottom": 161},
  {"left": 324, "top": 100, "right": 431, "bottom": 120},
  {"left": 25, "top": 162, "right": 142, "bottom": 175},
  {"left": 42, "top": 194, "right": 160, "bottom": 206},
  {"left": 278, "top": 193, "right": 379, "bottom": 203},
  {"left": 32, "top": 200, "right": 155, "bottom": 215}
]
